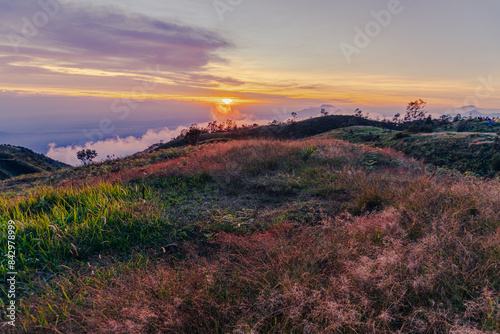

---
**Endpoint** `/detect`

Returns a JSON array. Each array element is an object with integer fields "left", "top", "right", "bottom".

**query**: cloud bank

[{"left": 47, "top": 126, "right": 186, "bottom": 166}]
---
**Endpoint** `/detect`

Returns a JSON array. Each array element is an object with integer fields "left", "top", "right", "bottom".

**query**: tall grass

[
  {"left": 1, "top": 138, "right": 498, "bottom": 333},
  {"left": 1, "top": 183, "right": 180, "bottom": 279}
]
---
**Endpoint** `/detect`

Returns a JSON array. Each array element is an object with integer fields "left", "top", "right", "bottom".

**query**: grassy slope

[
  {"left": 158, "top": 115, "right": 396, "bottom": 149},
  {"left": 0, "top": 138, "right": 499, "bottom": 333},
  {"left": 324, "top": 126, "right": 500, "bottom": 177},
  {"left": 0, "top": 145, "right": 69, "bottom": 181}
]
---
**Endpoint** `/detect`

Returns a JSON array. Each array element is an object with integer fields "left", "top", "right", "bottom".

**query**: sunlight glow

[{"left": 222, "top": 98, "right": 233, "bottom": 105}]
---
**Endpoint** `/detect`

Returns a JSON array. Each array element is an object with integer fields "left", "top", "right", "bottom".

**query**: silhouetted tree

[
  {"left": 393, "top": 113, "right": 401, "bottom": 123},
  {"left": 77, "top": 149, "right": 98, "bottom": 165},
  {"left": 184, "top": 127, "right": 202, "bottom": 145},
  {"left": 207, "top": 121, "right": 218, "bottom": 133},
  {"left": 439, "top": 114, "right": 452, "bottom": 123},
  {"left": 404, "top": 99, "right": 428, "bottom": 123}
]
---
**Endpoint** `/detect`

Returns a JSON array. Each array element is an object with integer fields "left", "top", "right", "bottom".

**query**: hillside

[
  {"left": 1, "top": 137, "right": 499, "bottom": 333},
  {"left": 154, "top": 115, "right": 500, "bottom": 177},
  {"left": 324, "top": 126, "right": 500, "bottom": 177},
  {"left": 0, "top": 145, "right": 68, "bottom": 181},
  {"left": 157, "top": 115, "right": 398, "bottom": 149}
]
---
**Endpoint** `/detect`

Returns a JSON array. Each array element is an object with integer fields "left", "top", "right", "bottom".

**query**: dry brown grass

[
  {"left": 7, "top": 138, "right": 500, "bottom": 333},
  {"left": 21, "top": 206, "right": 499, "bottom": 333}
]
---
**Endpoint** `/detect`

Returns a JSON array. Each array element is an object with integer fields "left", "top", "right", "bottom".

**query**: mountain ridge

[{"left": 0, "top": 144, "right": 69, "bottom": 180}]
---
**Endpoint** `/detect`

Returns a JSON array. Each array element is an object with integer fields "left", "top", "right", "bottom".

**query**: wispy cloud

[
  {"left": 0, "top": 0, "right": 250, "bottom": 99},
  {"left": 0, "top": 0, "right": 231, "bottom": 72}
]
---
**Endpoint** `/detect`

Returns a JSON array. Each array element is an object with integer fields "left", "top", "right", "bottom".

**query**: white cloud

[{"left": 47, "top": 126, "right": 186, "bottom": 166}]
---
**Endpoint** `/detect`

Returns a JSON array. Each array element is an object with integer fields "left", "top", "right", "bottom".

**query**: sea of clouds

[{"left": 46, "top": 126, "right": 186, "bottom": 166}]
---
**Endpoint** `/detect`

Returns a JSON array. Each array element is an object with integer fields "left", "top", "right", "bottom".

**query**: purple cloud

[{"left": 0, "top": 1, "right": 232, "bottom": 72}]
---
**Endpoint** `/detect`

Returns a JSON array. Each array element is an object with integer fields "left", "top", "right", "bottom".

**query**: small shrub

[
  {"left": 419, "top": 124, "right": 434, "bottom": 133},
  {"left": 185, "top": 128, "right": 202, "bottom": 145},
  {"left": 300, "top": 146, "right": 316, "bottom": 161},
  {"left": 408, "top": 124, "right": 419, "bottom": 133},
  {"left": 392, "top": 132, "right": 410, "bottom": 140},
  {"left": 494, "top": 135, "right": 500, "bottom": 151},
  {"left": 492, "top": 154, "right": 500, "bottom": 172},
  {"left": 457, "top": 120, "right": 473, "bottom": 132}
]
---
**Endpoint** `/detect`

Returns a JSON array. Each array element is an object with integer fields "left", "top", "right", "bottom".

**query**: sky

[{"left": 1, "top": 0, "right": 499, "bottom": 164}]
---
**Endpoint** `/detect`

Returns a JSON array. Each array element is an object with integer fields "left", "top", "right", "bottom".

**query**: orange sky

[{"left": 1, "top": 0, "right": 499, "bottom": 160}]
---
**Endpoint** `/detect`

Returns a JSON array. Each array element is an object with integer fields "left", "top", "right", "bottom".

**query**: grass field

[
  {"left": 325, "top": 126, "right": 500, "bottom": 178},
  {"left": 1, "top": 138, "right": 499, "bottom": 333}
]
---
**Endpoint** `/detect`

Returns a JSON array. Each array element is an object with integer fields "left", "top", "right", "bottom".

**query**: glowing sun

[{"left": 222, "top": 98, "right": 233, "bottom": 105}]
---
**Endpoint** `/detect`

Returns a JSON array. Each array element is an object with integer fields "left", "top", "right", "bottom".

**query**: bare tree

[{"left": 404, "top": 99, "right": 428, "bottom": 123}]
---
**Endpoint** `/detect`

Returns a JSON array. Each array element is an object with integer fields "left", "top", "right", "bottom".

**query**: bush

[
  {"left": 185, "top": 128, "right": 202, "bottom": 145},
  {"left": 408, "top": 124, "right": 419, "bottom": 133},
  {"left": 419, "top": 124, "right": 434, "bottom": 133},
  {"left": 392, "top": 132, "right": 410, "bottom": 140},
  {"left": 492, "top": 154, "right": 500, "bottom": 171},
  {"left": 457, "top": 120, "right": 473, "bottom": 132}
]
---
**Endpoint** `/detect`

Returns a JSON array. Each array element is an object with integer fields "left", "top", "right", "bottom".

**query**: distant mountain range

[
  {"left": 0, "top": 145, "right": 69, "bottom": 180},
  {"left": 292, "top": 105, "right": 500, "bottom": 121},
  {"left": 449, "top": 106, "right": 500, "bottom": 118}
]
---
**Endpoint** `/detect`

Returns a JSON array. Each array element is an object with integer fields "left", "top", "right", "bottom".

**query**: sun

[{"left": 222, "top": 98, "right": 233, "bottom": 105}]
